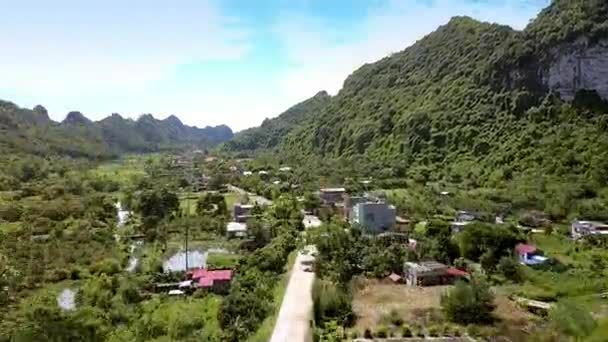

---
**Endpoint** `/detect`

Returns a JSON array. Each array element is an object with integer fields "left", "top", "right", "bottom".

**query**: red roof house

[
  {"left": 188, "top": 269, "right": 233, "bottom": 293},
  {"left": 515, "top": 244, "right": 537, "bottom": 255},
  {"left": 446, "top": 267, "right": 469, "bottom": 277}
]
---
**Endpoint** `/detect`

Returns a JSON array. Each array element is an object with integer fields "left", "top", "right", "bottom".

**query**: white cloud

[
  {"left": 274, "top": 0, "right": 548, "bottom": 103},
  {"left": 0, "top": 0, "right": 251, "bottom": 121}
]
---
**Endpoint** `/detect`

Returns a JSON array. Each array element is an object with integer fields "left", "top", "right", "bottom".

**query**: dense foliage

[{"left": 222, "top": 0, "right": 608, "bottom": 203}]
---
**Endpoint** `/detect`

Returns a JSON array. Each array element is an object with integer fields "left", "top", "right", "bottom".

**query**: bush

[
  {"left": 389, "top": 309, "right": 404, "bottom": 326},
  {"left": 497, "top": 255, "right": 523, "bottom": 282},
  {"left": 312, "top": 278, "right": 354, "bottom": 326},
  {"left": 363, "top": 328, "right": 372, "bottom": 338},
  {"left": 441, "top": 278, "right": 495, "bottom": 324},
  {"left": 428, "top": 326, "right": 439, "bottom": 337},
  {"left": 375, "top": 325, "right": 388, "bottom": 338},
  {"left": 349, "top": 330, "right": 359, "bottom": 339},
  {"left": 466, "top": 324, "right": 480, "bottom": 337},
  {"left": 401, "top": 325, "right": 412, "bottom": 337}
]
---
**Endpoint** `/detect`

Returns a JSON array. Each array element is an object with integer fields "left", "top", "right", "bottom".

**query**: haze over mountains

[{"left": 0, "top": 100, "right": 233, "bottom": 158}]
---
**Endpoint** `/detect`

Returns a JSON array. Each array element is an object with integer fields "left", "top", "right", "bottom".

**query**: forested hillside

[
  {"left": 223, "top": 0, "right": 608, "bottom": 189},
  {"left": 221, "top": 91, "right": 330, "bottom": 152},
  {"left": 0, "top": 100, "right": 233, "bottom": 158}
]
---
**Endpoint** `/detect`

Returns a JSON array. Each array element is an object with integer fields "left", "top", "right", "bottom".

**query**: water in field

[
  {"left": 163, "top": 250, "right": 207, "bottom": 272},
  {"left": 57, "top": 288, "right": 77, "bottom": 311}
]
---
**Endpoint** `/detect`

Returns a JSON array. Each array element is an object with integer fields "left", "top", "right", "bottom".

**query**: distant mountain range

[
  {"left": 222, "top": 0, "right": 608, "bottom": 185},
  {"left": 0, "top": 100, "right": 233, "bottom": 158}
]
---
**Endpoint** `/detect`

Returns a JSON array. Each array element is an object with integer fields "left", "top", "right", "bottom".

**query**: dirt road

[{"left": 270, "top": 247, "right": 316, "bottom": 342}]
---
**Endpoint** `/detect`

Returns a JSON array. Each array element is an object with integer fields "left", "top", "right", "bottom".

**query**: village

[{"left": 131, "top": 152, "right": 608, "bottom": 340}]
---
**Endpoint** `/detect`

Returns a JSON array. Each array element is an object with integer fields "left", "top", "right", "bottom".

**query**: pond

[
  {"left": 57, "top": 288, "right": 77, "bottom": 311},
  {"left": 163, "top": 250, "right": 207, "bottom": 272}
]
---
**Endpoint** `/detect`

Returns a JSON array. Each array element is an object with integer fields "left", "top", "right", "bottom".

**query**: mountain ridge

[{"left": 0, "top": 99, "right": 234, "bottom": 158}]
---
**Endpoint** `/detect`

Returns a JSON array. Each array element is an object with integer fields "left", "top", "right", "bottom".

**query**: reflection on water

[
  {"left": 57, "top": 288, "right": 76, "bottom": 311},
  {"left": 163, "top": 250, "right": 207, "bottom": 272}
]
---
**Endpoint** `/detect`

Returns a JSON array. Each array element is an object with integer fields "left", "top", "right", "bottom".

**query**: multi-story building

[{"left": 350, "top": 200, "right": 396, "bottom": 234}]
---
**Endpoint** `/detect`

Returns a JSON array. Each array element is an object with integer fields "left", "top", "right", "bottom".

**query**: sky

[{"left": 0, "top": 0, "right": 550, "bottom": 131}]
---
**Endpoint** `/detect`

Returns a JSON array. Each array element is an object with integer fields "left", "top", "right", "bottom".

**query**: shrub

[
  {"left": 401, "top": 325, "right": 412, "bottom": 337},
  {"left": 428, "top": 326, "right": 439, "bottom": 337},
  {"left": 389, "top": 309, "right": 404, "bottom": 326},
  {"left": 364, "top": 328, "right": 373, "bottom": 338},
  {"left": 375, "top": 325, "right": 388, "bottom": 338},
  {"left": 441, "top": 278, "right": 495, "bottom": 324},
  {"left": 349, "top": 330, "right": 359, "bottom": 339},
  {"left": 466, "top": 324, "right": 480, "bottom": 337},
  {"left": 497, "top": 255, "right": 523, "bottom": 282}
]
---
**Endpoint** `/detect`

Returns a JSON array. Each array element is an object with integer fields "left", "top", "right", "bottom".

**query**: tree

[
  {"left": 497, "top": 256, "right": 523, "bottom": 282},
  {"left": 247, "top": 218, "right": 270, "bottom": 249},
  {"left": 0, "top": 253, "right": 20, "bottom": 306},
  {"left": 441, "top": 278, "right": 495, "bottom": 324},
  {"left": 548, "top": 301, "right": 597, "bottom": 339}
]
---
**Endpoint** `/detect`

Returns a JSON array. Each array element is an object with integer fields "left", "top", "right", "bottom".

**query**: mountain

[
  {"left": 223, "top": 0, "right": 608, "bottom": 187},
  {"left": 221, "top": 91, "right": 330, "bottom": 152},
  {"left": 0, "top": 100, "right": 234, "bottom": 158}
]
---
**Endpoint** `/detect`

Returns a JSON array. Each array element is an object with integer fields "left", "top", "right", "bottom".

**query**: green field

[{"left": 91, "top": 156, "right": 148, "bottom": 186}]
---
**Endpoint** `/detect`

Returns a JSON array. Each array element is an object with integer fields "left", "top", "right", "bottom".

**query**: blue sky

[{"left": 0, "top": 0, "right": 549, "bottom": 131}]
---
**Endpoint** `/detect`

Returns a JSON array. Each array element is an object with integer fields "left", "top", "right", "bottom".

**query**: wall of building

[{"left": 352, "top": 202, "right": 396, "bottom": 233}]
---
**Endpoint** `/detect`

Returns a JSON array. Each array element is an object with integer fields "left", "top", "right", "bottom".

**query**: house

[
  {"left": 233, "top": 204, "right": 255, "bottom": 222},
  {"left": 188, "top": 269, "right": 233, "bottom": 294},
  {"left": 516, "top": 243, "right": 549, "bottom": 265},
  {"left": 243, "top": 171, "right": 253, "bottom": 176},
  {"left": 404, "top": 261, "right": 468, "bottom": 287},
  {"left": 279, "top": 166, "right": 292, "bottom": 172},
  {"left": 571, "top": 220, "right": 608, "bottom": 239},
  {"left": 303, "top": 215, "right": 322, "bottom": 229},
  {"left": 350, "top": 200, "right": 396, "bottom": 234},
  {"left": 227, "top": 222, "right": 247, "bottom": 238},
  {"left": 319, "top": 188, "right": 346, "bottom": 205},
  {"left": 451, "top": 210, "right": 477, "bottom": 233}
]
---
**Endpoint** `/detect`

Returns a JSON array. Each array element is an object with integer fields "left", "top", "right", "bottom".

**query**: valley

[{"left": 1, "top": 0, "right": 608, "bottom": 341}]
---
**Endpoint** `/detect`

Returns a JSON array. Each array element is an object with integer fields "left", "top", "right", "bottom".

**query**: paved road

[
  {"left": 226, "top": 184, "right": 273, "bottom": 206},
  {"left": 270, "top": 246, "right": 316, "bottom": 342}
]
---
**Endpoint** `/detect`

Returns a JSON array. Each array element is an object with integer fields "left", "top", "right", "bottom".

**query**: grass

[
  {"left": 91, "top": 156, "right": 147, "bottom": 186},
  {"left": 0, "top": 222, "right": 24, "bottom": 234},
  {"left": 207, "top": 253, "right": 242, "bottom": 269},
  {"left": 246, "top": 250, "right": 298, "bottom": 342},
  {"left": 179, "top": 192, "right": 203, "bottom": 216},
  {"left": 224, "top": 192, "right": 241, "bottom": 209}
]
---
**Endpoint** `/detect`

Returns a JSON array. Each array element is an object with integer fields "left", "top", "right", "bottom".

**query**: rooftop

[
  {"left": 405, "top": 261, "right": 448, "bottom": 273},
  {"left": 227, "top": 222, "right": 247, "bottom": 232},
  {"left": 320, "top": 187, "right": 346, "bottom": 193},
  {"left": 189, "top": 269, "right": 233, "bottom": 288},
  {"left": 516, "top": 243, "right": 537, "bottom": 255}
]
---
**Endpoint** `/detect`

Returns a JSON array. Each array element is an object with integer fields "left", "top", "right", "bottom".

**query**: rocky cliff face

[{"left": 543, "top": 37, "right": 608, "bottom": 101}]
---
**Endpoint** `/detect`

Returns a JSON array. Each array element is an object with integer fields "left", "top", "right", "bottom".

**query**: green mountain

[
  {"left": 222, "top": 90, "right": 330, "bottom": 152},
  {"left": 224, "top": 0, "right": 608, "bottom": 186},
  {"left": 0, "top": 100, "right": 233, "bottom": 158}
]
